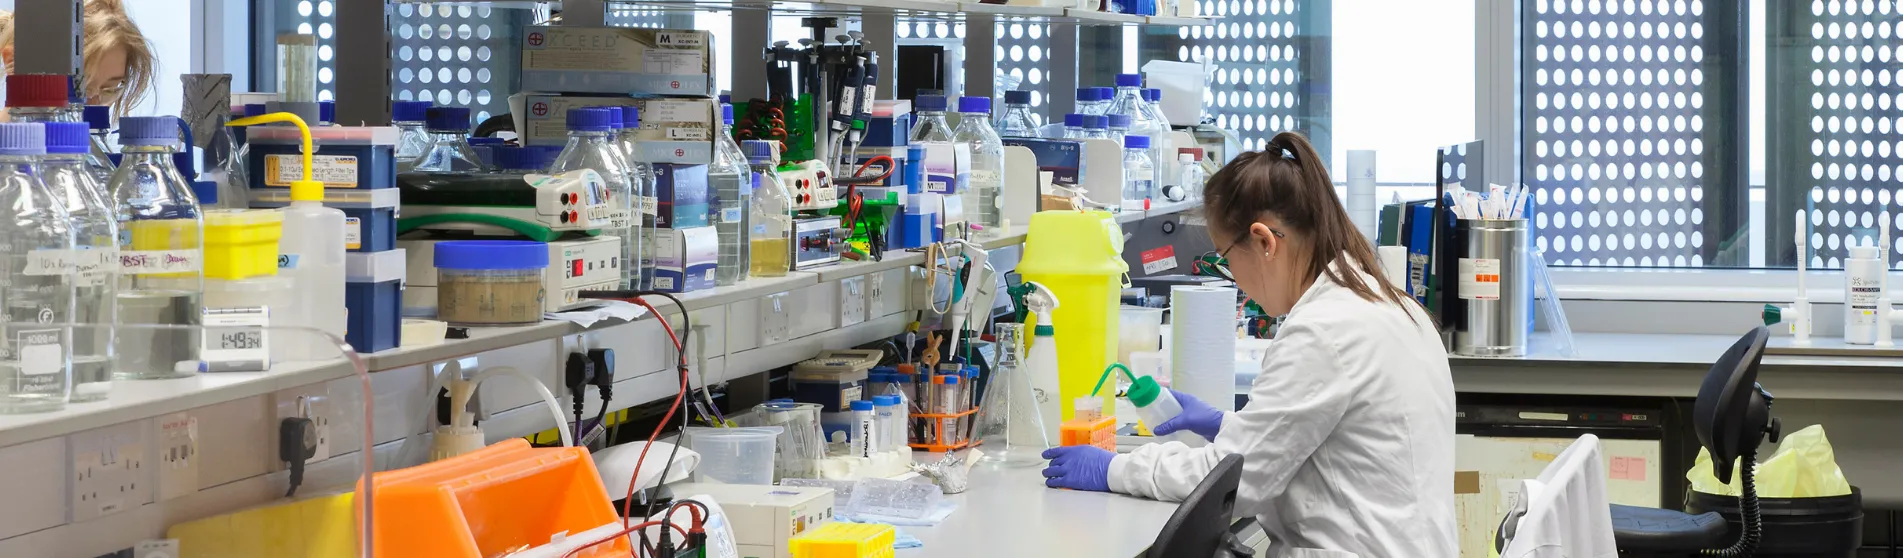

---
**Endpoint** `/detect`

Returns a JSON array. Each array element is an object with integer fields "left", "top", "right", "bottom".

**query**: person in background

[
  {"left": 0, "top": 0, "right": 157, "bottom": 115},
  {"left": 1039, "top": 131, "right": 1459, "bottom": 558}
]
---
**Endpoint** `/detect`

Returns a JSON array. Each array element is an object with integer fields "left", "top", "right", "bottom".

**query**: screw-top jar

[
  {"left": 42, "top": 122, "right": 117, "bottom": 402},
  {"left": 434, "top": 240, "right": 550, "bottom": 326}
]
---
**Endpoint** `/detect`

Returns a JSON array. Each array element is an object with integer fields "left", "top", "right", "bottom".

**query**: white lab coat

[{"left": 1108, "top": 257, "right": 1458, "bottom": 558}]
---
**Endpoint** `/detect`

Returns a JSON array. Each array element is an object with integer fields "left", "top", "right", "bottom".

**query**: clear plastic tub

[
  {"left": 685, "top": 426, "right": 783, "bottom": 485},
  {"left": 1118, "top": 305, "right": 1165, "bottom": 365},
  {"left": 433, "top": 240, "right": 548, "bottom": 326}
]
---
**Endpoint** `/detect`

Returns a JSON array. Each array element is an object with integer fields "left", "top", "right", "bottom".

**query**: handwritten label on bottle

[{"left": 119, "top": 250, "right": 201, "bottom": 274}]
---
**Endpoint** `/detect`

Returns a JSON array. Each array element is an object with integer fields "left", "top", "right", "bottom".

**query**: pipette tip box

[
  {"left": 345, "top": 249, "right": 405, "bottom": 353},
  {"left": 245, "top": 125, "right": 399, "bottom": 190}
]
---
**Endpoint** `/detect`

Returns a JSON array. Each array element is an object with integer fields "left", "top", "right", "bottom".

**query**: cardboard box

[
  {"left": 654, "top": 163, "right": 712, "bottom": 229},
  {"left": 512, "top": 94, "right": 717, "bottom": 164},
  {"left": 519, "top": 26, "right": 717, "bottom": 97},
  {"left": 653, "top": 226, "right": 717, "bottom": 293}
]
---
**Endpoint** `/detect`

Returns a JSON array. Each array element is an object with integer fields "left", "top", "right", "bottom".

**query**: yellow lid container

[
  {"left": 788, "top": 522, "right": 895, "bottom": 558},
  {"left": 203, "top": 209, "right": 285, "bottom": 280},
  {"left": 1015, "top": 210, "right": 1128, "bottom": 277},
  {"left": 1016, "top": 210, "right": 1129, "bottom": 422}
]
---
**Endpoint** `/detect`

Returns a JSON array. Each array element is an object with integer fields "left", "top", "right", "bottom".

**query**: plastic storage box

[
  {"left": 202, "top": 209, "right": 285, "bottom": 280},
  {"left": 788, "top": 522, "right": 896, "bottom": 558},
  {"left": 345, "top": 249, "right": 405, "bottom": 353}
]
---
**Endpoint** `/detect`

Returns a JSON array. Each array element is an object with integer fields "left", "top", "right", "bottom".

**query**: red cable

[
  {"left": 620, "top": 300, "right": 685, "bottom": 525},
  {"left": 557, "top": 520, "right": 689, "bottom": 558}
]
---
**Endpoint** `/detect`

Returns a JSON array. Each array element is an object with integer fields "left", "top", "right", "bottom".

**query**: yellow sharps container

[{"left": 1016, "top": 210, "right": 1127, "bottom": 421}]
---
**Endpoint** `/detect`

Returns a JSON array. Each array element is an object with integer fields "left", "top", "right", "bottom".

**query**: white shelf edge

[{"left": 0, "top": 359, "right": 357, "bottom": 449}]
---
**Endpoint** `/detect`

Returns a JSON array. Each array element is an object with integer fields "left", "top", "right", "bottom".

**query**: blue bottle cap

[
  {"left": 1125, "top": 134, "right": 1150, "bottom": 149},
  {"left": 491, "top": 146, "right": 537, "bottom": 170},
  {"left": 433, "top": 240, "right": 550, "bottom": 270},
  {"left": 1083, "top": 114, "right": 1108, "bottom": 129},
  {"left": 118, "top": 116, "right": 179, "bottom": 146},
  {"left": 1115, "top": 73, "right": 1143, "bottom": 88},
  {"left": 873, "top": 395, "right": 900, "bottom": 406},
  {"left": 425, "top": 106, "right": 471, "bottom": 132},
  {"left": 619, "top": 106, "right": 641, "bottom": 129},
  {"left": 743, "top": 140, "right": 777, "bottom": 164},
  {"left": 943, "top": 375, "right": 960, "bottom": 385},
  {"left": 957, "top": 96, "right": 991, "bottom": 114},
  {"left": 721, "top": 104, "right": 735, "bottom": 126},
  {"left": 244, "top": 103, "right": 268, "bottom": 117},
  {"left": 83, "top": 105, "right": 111, "bottom": 131},
  {"left": 914, "top": 94, "right": 948, "bottom": 112},
  {"left": 1145, "top": 88, "right": 1162, "bottom": 102},
  {"left": 1108, "top": 114, "right": 1132, "bottom": 129},
  {"left": 318, "top": 100, "right": 335, "bottom": 123},
  {"left": 850, "top": 399, "right": 874, "bottom": 412},
  {"left": 43, "top": 122, "right": 88, "bottom": 154},
  {"left": 1076, "top": 88, "right": 1095, "bottom": 102},
  {"left": 1093, "top": 87, "right": 1115, "bottom": 100},
  {"left": 1064, "top": 113, "right": 1085, "bottom": 127},
  {"left": 391, "top": 100, "right": 432, "bottom": 122},
  {"left": 719, "top": 94, "right": 732, "bottom": 104},
  {"left": 0, "top": 122, "right": 45, "bottom": 156},
  {"left": 467, "top": 136, "right": 505, "bottom": 145},
  {"left": 1004, "top": 90, "right": 1031, "bottom": 104},
  {"left": 566, "top": 107, "right": 613, "bottom": 132}
]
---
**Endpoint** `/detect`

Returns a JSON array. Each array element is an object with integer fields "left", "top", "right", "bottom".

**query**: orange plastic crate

[{"left": 357, "top": 439, "right": 629, "bottom": 557}]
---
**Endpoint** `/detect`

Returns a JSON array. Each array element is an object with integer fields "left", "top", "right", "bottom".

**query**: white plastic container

[
  {"left": 1126, "top": 375, "right": 1200, "bottom": 444},
  {"left": 873, "top": 395, "right": 901, "bottom": 451},
  {"left": 1118, "top": 305, "right": 1165, "bottom": 365},
  {"left": 279, "top": 197, "right": 347, "bottom": 361},
  {"left": 851, "top": 399, "right": 878, "bottom": 457},
  {"left": 1846, "top": 244, "right": 1884, "bottom": 345},
  {"left": 685, "top": 426, "right": 783, "bottom": 485}
]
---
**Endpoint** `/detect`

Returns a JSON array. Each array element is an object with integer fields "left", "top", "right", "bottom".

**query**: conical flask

[{"left": 975, "top": 322, "right": 1051, "bottom": 465}]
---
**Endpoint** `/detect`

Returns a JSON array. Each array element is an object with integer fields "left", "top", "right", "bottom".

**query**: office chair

[{"left": 1146, "top": 453, "right": 1252, "bottom": 558}]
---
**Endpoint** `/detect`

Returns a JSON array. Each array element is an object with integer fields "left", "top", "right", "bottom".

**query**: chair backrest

[
  {"left": 1694, "top": 326, "right": 1773, "bottom": 484},
  {"left": 1146, "top": 454, "right": 1245, "bottom": 558}
]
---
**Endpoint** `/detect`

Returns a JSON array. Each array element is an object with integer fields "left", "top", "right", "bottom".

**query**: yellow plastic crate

[
  {"left": 788, "top": 522, "right": 895, "bottom": 558},
  {"left": 202, "top": 209, "right": 284, "bottom": 280}
]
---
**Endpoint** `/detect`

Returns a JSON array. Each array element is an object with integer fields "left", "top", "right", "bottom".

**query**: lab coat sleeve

[{"left": 1108, "top": 321, "right": 1352, "bottom": 508}]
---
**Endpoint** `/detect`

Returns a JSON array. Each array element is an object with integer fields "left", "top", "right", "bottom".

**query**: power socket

[
  {"left": 761, "top": 292, "right": 791, "bottom": 344},
  {"left": 868, "top": 272, "right": 888, "bottom": 318},
  {"left": 273, "top": 387, "right": 332, "bottom": 464},
  {"left": 839, "top": 277, "right": 867, "bottom": 327},
  {"left": 156, "top": 412, "right": 199, "bottom": 502},
  {"left": 70, "top": 421, "right": 152, "bottom": 522}
]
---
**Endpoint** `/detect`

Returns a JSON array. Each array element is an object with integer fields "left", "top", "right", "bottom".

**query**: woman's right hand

[{"left": 1152, "top": 389, "right": 1225, "bottom": 442}]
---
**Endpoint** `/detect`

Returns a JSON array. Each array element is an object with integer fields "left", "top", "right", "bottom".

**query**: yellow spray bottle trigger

[{"left": 226, "top": 112, "right": 323, "bottom": 202}]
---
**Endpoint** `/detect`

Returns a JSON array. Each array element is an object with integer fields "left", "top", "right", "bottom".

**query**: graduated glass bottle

[
  {"left": 907, "top": 95, "right": 955, "bottom": 143},
  {"left": 612, "top": 106, "right": 658, "bottom": 289},
  {"left": 952, "top": 97, "right": 1003, "bottom": 236},
  {"left": 43, "top": 122, "right": 117, "bottom": 402},
  {"left": 997, "top": 90, "right": 1040, "bottom": 138},
  {"left": 550, "top": 107, "right": 642, "bottom": 291},
  {"left": 108, "top": 116, "right": 204, "bottom": 380},
  {"left": 82, "top": 106, "right": 118, "bottom": 187},
  {"left": 1123, "top": 135, "right": 1156, "bottom": 211},
  {"left": 391, "top": 100, "right": 433, "bottom": 173},
  {"left": 413, "top": 106, "right": 486, "bottom": 172},
  {"left": 712, "top": 104, "right": 753, "bottom": 286},
  {"left": 0, "top": 122, "right": 76, "bottom": 413},
  {"left": 744, "top": 140, "right": 793, "bottom": 278}
]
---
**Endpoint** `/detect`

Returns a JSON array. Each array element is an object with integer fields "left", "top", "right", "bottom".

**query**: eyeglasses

[{"left": 1195, "top": 228, "right": 1283, "bottom": 283}]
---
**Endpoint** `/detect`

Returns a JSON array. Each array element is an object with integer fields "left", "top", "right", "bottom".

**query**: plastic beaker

[
  {"left": 685, "top": 426, "right": 783, "bottom": 485},
  {"left": 1118, "top": 305, "right": 1164, "bottom": 365}
]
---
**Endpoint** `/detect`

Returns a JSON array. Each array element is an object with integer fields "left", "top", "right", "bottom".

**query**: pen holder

[{"left": 910, "top": 408, "right": 981, "bottom": 453}]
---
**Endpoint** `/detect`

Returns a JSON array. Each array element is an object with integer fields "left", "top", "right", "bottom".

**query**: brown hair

[
  {"left": 1203, "top": 131, "right": 1418, "bottom": 314},
  {"left": 0, "top": 0, "right": 157, "bottom": 115}
]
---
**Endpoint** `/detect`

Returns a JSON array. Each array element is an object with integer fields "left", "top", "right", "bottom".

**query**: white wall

[{"left": 118, "top": 0, "right": 193, "bottom": 117}]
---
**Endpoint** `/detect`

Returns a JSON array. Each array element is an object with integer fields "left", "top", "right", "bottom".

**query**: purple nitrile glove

[
  {"left": 1041, "top": 445, "right": 1115, "bottom": 492},
  {"left": 1152, "top": 388, "right": 1223, "bottom": 442}
]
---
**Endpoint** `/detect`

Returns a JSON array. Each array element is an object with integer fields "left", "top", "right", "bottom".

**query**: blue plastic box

[
  {"left": 245, "top": 125, "right": 399, "bottom": 190},
  {"left": 344, "top": 249, "right": 405, "bottom": 353}
]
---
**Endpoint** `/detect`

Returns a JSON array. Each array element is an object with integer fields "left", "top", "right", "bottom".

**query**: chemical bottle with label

[
  {"left": 1177, "top": 148, "right": 1206, "bottom": 202},
  {"left": 0, "top": 122, "right": 76, "bottom": 413},
  {"left": 43, "top": 122, "right": 118, "bottom": 402},
  {"left": 551, "top": 107, "right": 641, "bottom": 290},
  {"left": 998, "top": 90, "right": 1041, "bottom": 139},
  {"left": 1123, "top": 135, "right": 1155, "bottom": 211},
  {"left": 744, "top": 140, "right": 793, "bottom": 278},
  {"left": 83, "top": 106, "right": 118, "bottom": 185},
  {"left": 233, "top": 112, "right": 345, "bottom": 361},
  {"left": 108, "top": 116, "right": 205, "bottom": 380},
  {"left": 712, "top": 104, "right": 752, "bottom": 286},
  {"left": 391, "top": 100, "right": 433, "bottom": 173},
  {"left": 613, "top": 106, "right": 658, "bottom": 289},
  {"left": 413, "top": 106, "right": 486, "bottom": 172},
  {"left": 1846, "top": 243, "right": 1884, "bottom": 345},
  {"left": 953, "top": 96, "right": 1003, "bottom": 237}
]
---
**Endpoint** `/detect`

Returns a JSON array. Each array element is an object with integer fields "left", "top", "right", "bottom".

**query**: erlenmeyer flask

[{"left": 976, "top": 323, "right": 1051, "bottom": 466}]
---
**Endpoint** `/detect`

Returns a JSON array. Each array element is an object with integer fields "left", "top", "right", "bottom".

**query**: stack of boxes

[
  {"left": 244, "top": 124, "right": 406, "bottom": 353},
  {"left": 517, "top": 26, "right": 721, "bottom": 293}
]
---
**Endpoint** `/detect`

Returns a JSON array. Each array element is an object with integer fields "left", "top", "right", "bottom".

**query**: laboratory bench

[{"left": 902, "top": 462, "right": 1181, "bottom": 557}]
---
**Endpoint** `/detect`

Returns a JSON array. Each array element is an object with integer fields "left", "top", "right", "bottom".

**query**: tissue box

[
  {"left": 519, "top": 26, "right": 716, "bottom": 97},
  {"left": 654, "top": 163, "right": 712, "bottom": 229},
  {"left": 652, "top": 226, "right": 716, "bottom": 293},
  {"left": 514, "top": 94, "right": 716, "bottom": 164}
]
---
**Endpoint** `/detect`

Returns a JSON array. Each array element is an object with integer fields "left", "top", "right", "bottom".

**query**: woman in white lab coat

[{"left": 1040, "top": 131, "right": 1458, "bottom": 557}]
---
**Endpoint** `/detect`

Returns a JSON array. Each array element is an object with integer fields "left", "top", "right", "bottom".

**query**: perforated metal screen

[
  {"left": 388, "top": 4, "right": 523, "bottom": 124},
  {"left": 1169, "top": 0, "right": 1325, "bottom": 152},
  {"left": 1522, "top": 0, "right": 1747, "bottom": 267},
  {"left": 994, "top": 20, "right": 1052, "bottom": 113}
]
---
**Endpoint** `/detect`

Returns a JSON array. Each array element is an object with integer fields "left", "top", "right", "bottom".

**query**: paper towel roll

[
  {"left": 1170, "top": 285, "right": 1238, "bottom": 409},
  {"left": 1347, "top": 150, "right": 1378, "bottom": 243}
]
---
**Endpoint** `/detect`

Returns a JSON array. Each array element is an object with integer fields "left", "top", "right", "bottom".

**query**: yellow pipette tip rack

[{"left": 789, "top": 522, "right": 897, "bottom": 558}]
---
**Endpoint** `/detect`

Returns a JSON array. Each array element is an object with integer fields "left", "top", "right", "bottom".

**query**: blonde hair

[{"left": 0, "top": 0, "right": 157, "bottom": 114}]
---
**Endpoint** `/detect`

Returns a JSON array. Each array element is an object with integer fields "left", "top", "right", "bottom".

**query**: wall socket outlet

[
  {"left": 761, "top": 292, "right": 791, "bottom": 344},
  {"left": 273, "top": 387, "right": 332, "bottom": 464},
  {"left": 839, "top": 277, "right": 867, "bottom": 327},
  {"left": 868, "top": 272, "right": 888, "bottom": 318},
  {"left": 69, "top": 421, "right": 152, "bottom": 522},
  {"left": 156, "top": 412, "right": 199, "bottom": 502}
]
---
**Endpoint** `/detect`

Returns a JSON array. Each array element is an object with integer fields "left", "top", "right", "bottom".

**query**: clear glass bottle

[
  {"left": 1074, "top": 87, "right": 1109, "bottom": 116},
  {"left": 413, "top": 106, "right": 486, "bottom": 172},
  {"left": 198, "top": 106, "right": 249, "bottom": 211},
  {"left": 907, "top": 95, "right": 955, "bottom": 143},
  {"left": 0, "top": 123, "right": 75, "bottom": 413},
  {"left": 712, "top": 104, "right": 752, "bottom": 286},
  {"left": 1106, "top": 114, "right": 1131, "bottom": 144},
  {"left": 1145, "top": 88, "right": 1174, "bottom": 133},
  {"left": 43, "top": 122, "right": 117, "bottom": 402},
  {"left": 1082, "top": 115, "right": 1111, "bottom": 140},
  {"left": 611, "top": 107, "right": 659, "bottom": 289},
  {"left": 1108, "top": 74, "right": 1167, "bottom": 188},
  {"left": 1122, "top": 135, "right": 1155, "bottom": 211},
  {"left": 744, "top": 140, "right": 793, "bottom": 278},
  {"left": 1177, "top": 148, "right": 1206, "bottom": 202},
  {"left": 998, "top": 90, "right": 1040, "bottom": 138},
  {"left": 6, "top": 74, "right": 75, "bottom": 123},
  {"left": 108, "top": 116, "right": 204, "bottom": 380},
  {"left": 82, "top": 105, "right": 117, "bottom": 186},
  {"left": 391, "top": 100, "right": 433, "bottom": 173},
  {"left": 953, "top": 96, "right": 1003, "bottom": 237},
  {"left": 490, "top": 146, "right": 546, "bottom": 174},
  {"left": 1061, "top": 113, "right": 1088, "bottom": 139},
  {"left": 551, "top": 107, "right": 643, "bottom": 291}
]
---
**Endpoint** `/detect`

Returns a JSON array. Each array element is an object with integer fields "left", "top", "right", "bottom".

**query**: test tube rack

[{"left": 908, "top": 408, "right": 981, "bottom": 453}]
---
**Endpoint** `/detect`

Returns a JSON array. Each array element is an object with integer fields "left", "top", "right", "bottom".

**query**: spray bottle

[
  {"left": 1763, "top": 211, "right": 1813, "bottom": 345},
  {"left": 227, "top": 112, "right": 345, "bottom": 361},
  {"left": 1022, "top": 281, "right": 1064, "bottom": 444}
]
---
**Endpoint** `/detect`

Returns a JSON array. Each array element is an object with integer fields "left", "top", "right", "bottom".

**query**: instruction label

[
  {"left": 1139, "top": 245, "right": 1178, "bottom": 275},
  {"left": 344, "top": 217, "right": 362, "bottom": 250},
  {"left": 666, "top": 128, "right": 710, "bottom": 141},
  {"left": 265, "top": 154, "right": 359, "bottom": 189},
  {"left": 642, "top": 50, "right": 704, "bottom": 75},
  {"left": 1457, "top": 257, "right": 1502, "bottom": 300}
]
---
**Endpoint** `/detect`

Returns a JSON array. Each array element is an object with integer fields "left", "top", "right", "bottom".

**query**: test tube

[{"left": 937, "top": 375, "right": 964, "bottom": 445}]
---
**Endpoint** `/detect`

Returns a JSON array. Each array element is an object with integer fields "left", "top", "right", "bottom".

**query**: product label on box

[
  {"left": 666, "top": 128, "right": 709, "bottom": 141},
  {"left": 656, "top": 32, "right": 705, "bottom": 47},
  {"left": 654, "top": 276, "right": 675, "bottom": 290},
  {"left": 721, "top": 206, "right": 743, "bottom": 223},
  {"left": 643, "top": 50, "right": 704, "bottom": 75},
  {"left": 119, "top": 250, "right": 200, "bottom": 274},
  {"left": 344, "top": 217, "right": 362, "bottom": 250},
  {"left": 265, "top": 154, "right": 359, "bottom": 188},
  {"left": 648, "top": 99, "right": 712, "bottom": 125},
  {"left": 1140, "top": 245, "right": 1178, "bottom": 275},
  {"left": 1458, "top": 257, "right": 1502, "bottom": 300}
]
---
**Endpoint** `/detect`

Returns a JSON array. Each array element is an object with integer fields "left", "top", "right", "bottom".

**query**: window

[{"left": 1154, "top": 0, "right": 1329, "bottom": 154}]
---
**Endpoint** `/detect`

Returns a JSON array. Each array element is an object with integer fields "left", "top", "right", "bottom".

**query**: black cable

[
  {"left": 578, "top": 290, "right": 698, "bottom": 527},
  {"left": 1703, "top": 447, "right": 1761, "bottom": 557}
]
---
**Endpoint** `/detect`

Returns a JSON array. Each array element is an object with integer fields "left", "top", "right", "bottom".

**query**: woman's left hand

[{"left": 1041, "top": 446, "right": 1115, "bottom": 492}]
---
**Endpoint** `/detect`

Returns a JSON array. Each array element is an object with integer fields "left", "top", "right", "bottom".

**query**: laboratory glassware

[
  {"left": 43, "top": 122, "right": 117, "bottom": 402},
  {"left": 712, "top": 104, "right": 753, "bottom": 286},
  {"left": 83, "top": 106, "right": 118, "bottom": 185},
  {"left": 998, "top": 90, "right": 1040, "bottom": 138},
  {"left": 613, "top": 106, "right": 658, "bottom": 289},
  {"left": 0, "top": 122, "right": 75, "bottom": 413},
  {"left": 974, "top": 323, "right": 1052, "bottom": 466},
  {"left": 952, "top": 96, "right": 1003, "bottom": 236},
  {"left": 392, "top": 100, "right": 433, "bottom": 173},
  {"left": 6, "top": 74, "right": 74, "bottom": 123},
  {"left": 907, "top": 95, "right": 955, "bottom": 143},
  {"left": 1123, "top": 135, "right": 1156, "bottom": 210},
  {"left": 108, "top": 116, "right": 204, "bottom": 380},
  {"left": 550, "top": 107, "right": 642, "bottom": 291},
  {"left": 744, "top": 140, "right": 793, "bottom": 278},
  {"left": 413, "top": 106, "right": 486, "bottom": 172}
]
